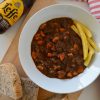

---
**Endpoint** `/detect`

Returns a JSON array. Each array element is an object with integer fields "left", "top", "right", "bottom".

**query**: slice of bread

[
  {"left": 0, "top": 63, "right": 23, "bottom": 100},
  {"left": 21, "top": 77, "right": 39, "bottom": 100}
]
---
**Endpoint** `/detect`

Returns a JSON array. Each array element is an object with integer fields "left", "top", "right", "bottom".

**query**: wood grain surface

[{"left": 1, "top": 0, "right": 82, "bottom": 100}]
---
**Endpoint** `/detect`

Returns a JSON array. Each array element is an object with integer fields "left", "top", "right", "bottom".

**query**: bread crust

[{"left": 0, "top": 63, "right": 23, "bottom": 99}]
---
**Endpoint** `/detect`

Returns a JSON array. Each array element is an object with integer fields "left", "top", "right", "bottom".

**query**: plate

[{"left": 19, "top": 4, "right": 100, "bottom": 93}]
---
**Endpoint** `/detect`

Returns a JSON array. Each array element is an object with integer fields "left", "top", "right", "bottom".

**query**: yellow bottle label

[{"left": 0, "top": 0, "right": 24, "bottom": 26}]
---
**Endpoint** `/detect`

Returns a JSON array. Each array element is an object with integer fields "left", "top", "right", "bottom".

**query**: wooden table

[{"left": 1, "top": 0, "right": 82, "bottom": 100}]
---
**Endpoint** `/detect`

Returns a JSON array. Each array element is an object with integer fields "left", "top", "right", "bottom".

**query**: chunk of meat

[
  {"left": 57, "top": 70, "right": 66, "bottom": 79},
  {"left": 58, "top": 53, "right": 65, "bottom": 61},
  {"left": 46, "top": 42, "right": 52, "bottom": 49},
  {"left": 32, "top": 52, "right": 37, "bottom": 60},
  {"left": 40, "top": 23, "right": 47, "bottom": 30},
  {"left": 35, "top": 34, "right": 41, "bottom": 40},
  {"left": 37, "top": 40, "right": 44, "bottom": 45},
  {"left": 73, "top": 43, "right": 78, "bottom": 49},
  {"left": 51, "top": 46, "right": 56, "bottom": 51},
  {"left": 37, "top": 65, "right": 44, "bottom": 71},
  {"left": 52, "top": 36, "right": 59, "bottom": 43},
  {"left": 53, "top": 65, "right": 61, "bottom": 70},
  {"left": 40, "top": 31, "right": 45, "bottom": 37},
  {"left": 47, "top": 53, "right": 53, "bottom": 57},
  {"left": 77, "top": 66, "right": 84, "bottom": 73},
  {"left": 73, "top": 71, "right": 78, "bottom": 76},
  {"left": 59, "top": 28, "right": 65, "bottom": 32},
  {"left": 67, "top": 53, "right": 73, "bottom": 57},
  {"left": 67, "top": 72, "right": 73, "bottom": 78}
]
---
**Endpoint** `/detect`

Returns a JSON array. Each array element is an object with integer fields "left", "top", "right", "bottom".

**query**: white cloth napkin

[{"left": 75, "top": 0, "right": 100, "bottom": 22}]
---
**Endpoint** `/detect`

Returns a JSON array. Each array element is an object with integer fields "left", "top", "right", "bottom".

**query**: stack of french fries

[{"left": 71, "top": 20, "right": 100, "bottom": 66}]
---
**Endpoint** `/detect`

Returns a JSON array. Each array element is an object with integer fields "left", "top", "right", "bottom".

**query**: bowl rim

[{"left": 18, "top": 4, "right": 100, "bottom": 93}]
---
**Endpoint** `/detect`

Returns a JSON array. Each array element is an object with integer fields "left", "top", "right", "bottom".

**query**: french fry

[
  {"left": 88, "top": 38, "right": 100, "bottom": 52},
  {"left": 84, "top": 43, "right": 95, "bottom": 66},
  {"left": 71, "top": 25, "right": 78, "bottom": 33},
  {"left": 71, "top": 25, "right": 80, "bottom": 37},
  {"left": 73, "top": 20, "right": 100, "bottom": 66},
  {"left": 74, "top": 21, "right": 88, "bottom": 60},
  {"left": 80, "top": 23, "right": 92, "bottom": 38}
]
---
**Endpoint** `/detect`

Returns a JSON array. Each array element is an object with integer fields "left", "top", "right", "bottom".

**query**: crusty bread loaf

[
  {"left": 0, "top": 63, "right": 23, "bottom": 100},
  {"left": 21, "top": 77, "right": 39, "bottom": 100}
]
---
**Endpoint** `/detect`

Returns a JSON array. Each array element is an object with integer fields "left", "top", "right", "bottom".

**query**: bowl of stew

[{"left": 19, "top": 4, "right": 100, "bottom": 93}]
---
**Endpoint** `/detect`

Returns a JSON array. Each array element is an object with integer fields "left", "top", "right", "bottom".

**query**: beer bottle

[{"left": 0, "top": 0, "right": 35, "bottom": 34}]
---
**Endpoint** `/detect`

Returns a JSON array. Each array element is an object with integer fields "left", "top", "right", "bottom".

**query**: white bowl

[{"left": 19, "top": 4, "right": 100, "bottom": 93}]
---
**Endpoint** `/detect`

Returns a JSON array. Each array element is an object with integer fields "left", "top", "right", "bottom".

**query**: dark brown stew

[{"left": 31, "top": 17, "right": 86, "bottom": 79}]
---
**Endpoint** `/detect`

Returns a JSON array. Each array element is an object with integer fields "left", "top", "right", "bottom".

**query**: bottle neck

[{"left": 22, "top": 0, "right": 36, "bottom": 10}]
